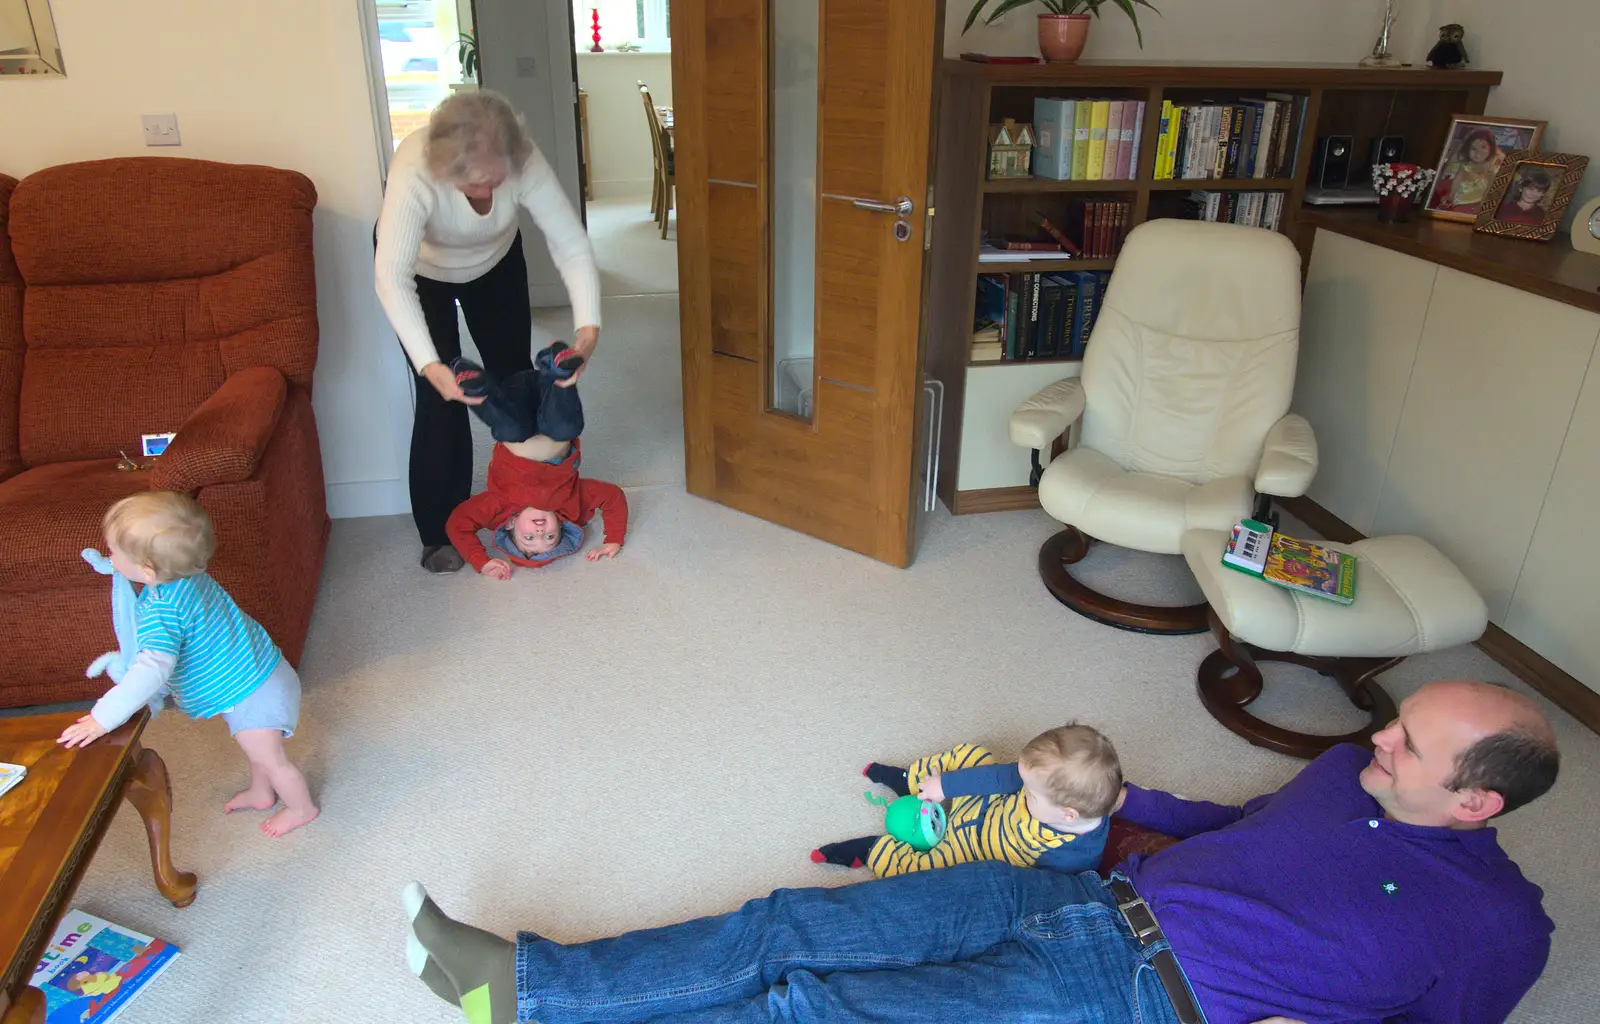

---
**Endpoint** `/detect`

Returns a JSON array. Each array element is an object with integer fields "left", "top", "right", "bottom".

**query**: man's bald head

[{"left": 1418, "top": 680, "right": 1559, "bottom": 816}]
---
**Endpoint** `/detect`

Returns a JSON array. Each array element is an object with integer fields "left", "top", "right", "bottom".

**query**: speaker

[
  {"left": 1366, "top": 135, "right": 1406, "bottom": 167},
  {"left": 1314, "top": 135, "right": 1355, "bottom": 190}
]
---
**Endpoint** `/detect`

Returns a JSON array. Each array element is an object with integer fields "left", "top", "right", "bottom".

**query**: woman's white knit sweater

[{"left": 375, "top": 129, "right": 602, "bottom": 373}]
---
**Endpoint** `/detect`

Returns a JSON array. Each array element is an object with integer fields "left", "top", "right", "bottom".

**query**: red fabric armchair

[{"left": 0, "top": 157, "right": 329, "bottom": 708}]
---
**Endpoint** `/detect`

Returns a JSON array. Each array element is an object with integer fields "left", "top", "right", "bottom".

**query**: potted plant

[
  {"left": 457, "top": 32, "right": 479, "bottom": 84},
  {"left": 964, "top": 0, "right": 1160, "bottom": 63}
]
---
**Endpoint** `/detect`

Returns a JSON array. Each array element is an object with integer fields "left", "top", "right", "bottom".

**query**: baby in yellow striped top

[{"left": 812, "top": 724, "right": 1124, "bottom": 877}]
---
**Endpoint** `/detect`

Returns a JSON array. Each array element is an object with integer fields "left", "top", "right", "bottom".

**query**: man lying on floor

[{"left": 400, "top": 679, "right": 1558, "bottom": 1024}]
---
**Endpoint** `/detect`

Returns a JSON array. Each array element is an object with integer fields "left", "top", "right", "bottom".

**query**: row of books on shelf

[
  {"left": 1031, "top": 97, "right": 1147, "bottom": 182},
  {"left": 1151, "top": 95, "right": 1307, "bottom": 181},
  {"left": 972, "top": 270, "right": 1109, "bottom": 363},
  {"left": 1179, "top": 190, "right": 1288, "bottom": 231},
  {"left": 977, "top": 202, "right": 1133, "bottom": 263}
]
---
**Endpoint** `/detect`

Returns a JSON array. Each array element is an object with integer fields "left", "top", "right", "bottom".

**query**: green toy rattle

[{"left": 865, "top": 791, "right": 947, "bottom": 852}]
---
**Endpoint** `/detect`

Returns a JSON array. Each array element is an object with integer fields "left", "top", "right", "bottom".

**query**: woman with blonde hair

[{"left": 376, "top": 89, "right": 601, "bottom": 573}]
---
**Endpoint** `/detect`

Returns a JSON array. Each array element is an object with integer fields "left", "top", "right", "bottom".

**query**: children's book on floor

[
  {"left": 0, "top": 761, "right": 25, "bottom": 800},
  {"left": 1222, "top": 519, "right": 1357, "bottom": 605},
  {"left": 29, "top": 911, "right": 180, "bottom": 1023}
]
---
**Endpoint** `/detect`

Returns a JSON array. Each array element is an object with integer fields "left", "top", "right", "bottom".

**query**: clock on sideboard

[{"left": 1571, "top": 196, "right": 1600, "bottom": 256}]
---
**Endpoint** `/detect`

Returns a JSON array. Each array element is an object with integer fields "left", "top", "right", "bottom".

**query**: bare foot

[
  {"left": 224, "top": 787, "right": 277, "bottom": 814},
  {"left": 261, "top": 804, "right": 319, "bottom": 838}
]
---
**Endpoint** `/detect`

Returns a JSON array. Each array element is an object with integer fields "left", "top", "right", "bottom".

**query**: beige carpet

[
  {"left": 59, "top": 286, "right": 1600, "bottom": 1023},
  {"left": 586, "top": 196, "right": 678, "bottom": 298}
]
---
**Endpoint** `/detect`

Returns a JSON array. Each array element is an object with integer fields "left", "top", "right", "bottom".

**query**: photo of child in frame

[
  {"left": 1424, "top": 116, "right": 1545, "bottom": 221},
  {"left": 1493, "top": 163, "right": 1557, "bottom": 225}
]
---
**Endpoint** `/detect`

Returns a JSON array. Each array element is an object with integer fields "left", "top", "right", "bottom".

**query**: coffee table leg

[
  {"left": 123, "top": 743, "right": 199, "bottom": 908},
  {"left": 2, "top": 986, "right": 46, "bottom": 1024}
]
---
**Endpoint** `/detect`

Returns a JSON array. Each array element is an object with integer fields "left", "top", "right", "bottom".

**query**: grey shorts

[{"left": 220, "top": 659, "right": 302, "bottom": 738}]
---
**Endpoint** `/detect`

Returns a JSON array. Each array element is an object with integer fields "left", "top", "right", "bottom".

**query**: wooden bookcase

[{"left": 923, "top": 60, "right": 1504, "bottom": 514}]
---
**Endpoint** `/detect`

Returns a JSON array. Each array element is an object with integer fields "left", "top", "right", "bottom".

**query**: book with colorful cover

[
  {"left": 0, "top": 762, "right": 25, "bottom": 800},
  {"left": 1221, "top": 520, "right": 1357, "bottom": 605},
  {"left": 29, "top": 911, "right": 180, "bottom": 1023}
]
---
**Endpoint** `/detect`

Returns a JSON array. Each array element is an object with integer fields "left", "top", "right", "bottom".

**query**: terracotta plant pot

[{"left": 1038, "top": 13, "right": 1091, "bottom": 63}]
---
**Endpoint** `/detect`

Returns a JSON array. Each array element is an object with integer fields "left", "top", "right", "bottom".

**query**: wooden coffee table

[{"left": 0, "top": 709, "right": 195, "bottom": 1024}]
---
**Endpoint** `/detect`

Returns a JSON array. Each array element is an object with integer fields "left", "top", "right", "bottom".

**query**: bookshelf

[{"left": 923, "top": 59, "right": 1503, "bottom": 515}]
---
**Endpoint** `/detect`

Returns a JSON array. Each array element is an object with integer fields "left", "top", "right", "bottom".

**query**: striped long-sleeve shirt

[
  {"left": 133, "top": 573, "right": 281, "bottom": 719},
  {"left": 868, "top": 743, "right": 1109, "bottom": 877}
]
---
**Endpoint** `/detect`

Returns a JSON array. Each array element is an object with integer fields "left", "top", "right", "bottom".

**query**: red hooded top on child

[{"left": 445, "top": 440, "right": 628, "bottom": 572}]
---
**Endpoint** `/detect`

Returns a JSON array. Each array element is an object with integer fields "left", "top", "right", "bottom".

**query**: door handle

[{"left": 842, "top": 195, "right": 914, "bottom": 217}]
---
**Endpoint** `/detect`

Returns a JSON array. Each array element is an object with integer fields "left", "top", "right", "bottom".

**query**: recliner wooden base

[
  {"left": 1197, "top": 610, "right": 1399, "bottom": 759},
  {"left": 1037, "top": 527, "right": 1210, "bottom": 635}
]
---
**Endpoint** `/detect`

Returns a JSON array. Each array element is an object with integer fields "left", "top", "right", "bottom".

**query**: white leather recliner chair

[{"left": 1009, "top": 219, "right": 1318, "bottom": 633}]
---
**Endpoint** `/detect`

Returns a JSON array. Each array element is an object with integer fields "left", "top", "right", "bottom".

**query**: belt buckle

[{"left": 1113, "top": 883, "right": 1164, "bottom": 946}]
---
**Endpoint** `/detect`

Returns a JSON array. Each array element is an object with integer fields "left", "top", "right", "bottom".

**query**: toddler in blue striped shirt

[{"left": 58, "top": 491, "right": 318, "bottom": 838}]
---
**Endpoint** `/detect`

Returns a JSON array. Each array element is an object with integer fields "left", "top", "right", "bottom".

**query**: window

[{"left": 573, "top": 0, "right": 669, "bottom": 52}]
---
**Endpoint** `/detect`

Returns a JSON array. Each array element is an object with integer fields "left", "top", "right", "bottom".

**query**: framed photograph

[
  {"left": 1474, "top": 151, "right": 1590, "bottom": 242},
  {"left": 1422, "top": 115, "right": 1546, "bottom": 222}
]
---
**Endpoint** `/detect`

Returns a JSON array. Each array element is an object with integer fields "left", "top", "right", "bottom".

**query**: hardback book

[
  {"left": 1032, "top": 211, "right": 1083, "bottom": 256},
  {"left": 1032, "top": 97, "right": 1077, "bottom": 180},
  {"left": 1101, "top": 100, "right": 1124, "bottom": 181},
  {"left": 1065, "top": 269, "right": 1101, "bottom": 357},
  {"left": 1086, "top": 99, "right": 1111, "bottom": 181},
  {"left": 1071, "top": 100, "right": 1093, "bottom": 180},
  {"left": 1221, "top": 521, "right": 1358, "bottom": 605},
  {"left": 1120, "top": 100, "right": 1145, "bottom": 180},
  {"left": 29, "top": 911, "right": 180, "bottom": 1023},
  {"left": 1155, "top": 100, "right": 1175, "bottom": 179}
]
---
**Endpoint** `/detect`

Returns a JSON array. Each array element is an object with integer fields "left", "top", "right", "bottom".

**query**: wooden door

[{"left": 672, "top": 0, "right": 942, "bottom": 567}]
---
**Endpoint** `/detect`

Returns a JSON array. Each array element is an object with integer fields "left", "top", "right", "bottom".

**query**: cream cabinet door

[
  {"left": 1296, "top": 230, "right": 1437, "bottom": 534},
  {"left": 1371, "top": 267, "right": 1600, "bottom": 621},
  {"left": 1505, "top": 355, "right": 1600, "bottom": 689}
]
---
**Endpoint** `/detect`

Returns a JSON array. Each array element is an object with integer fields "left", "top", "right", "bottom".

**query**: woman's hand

[
  {"left": 422, "top": 362, "right": 485, "bottom": 405},
  {"left": 556, "top": 325, "right": 599, "bottom": 388}
]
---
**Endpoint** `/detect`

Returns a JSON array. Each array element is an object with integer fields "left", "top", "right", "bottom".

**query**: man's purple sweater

[{"left": 1120, "top": 744, "right": 1551, "bottom": 1024}]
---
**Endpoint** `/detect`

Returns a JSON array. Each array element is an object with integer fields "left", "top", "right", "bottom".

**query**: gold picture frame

[
  {"left": 1421, "top": 115, "right": 1546, "bottom": 223},
  {"left": 1474, "top": 151, "right": 1590, "bottom": 242}
]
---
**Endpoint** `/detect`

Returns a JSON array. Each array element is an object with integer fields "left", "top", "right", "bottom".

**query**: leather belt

[{"left": 1108, "top": 877, "right": 1205, "bottom": 1024}]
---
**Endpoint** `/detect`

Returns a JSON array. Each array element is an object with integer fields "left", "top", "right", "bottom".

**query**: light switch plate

[
  {"left": 141, "top": 113, "right": 181, "bottom": 147},
  {"left": 516, "top": 56, "right": 537, "bottom": 77}
]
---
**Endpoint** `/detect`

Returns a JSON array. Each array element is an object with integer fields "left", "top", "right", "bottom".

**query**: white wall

[
  {"left": 476, "top": 0, "right": 587, "bottom": 307},
  {"left": 0, "top": 0, "right": 414, "bottom": 519},
  {"left": 1429, "top": 0, "right": 1600, "bottom": 224},
  {"left": 575, "top": 53, "right": 673, "bottom": 198}
]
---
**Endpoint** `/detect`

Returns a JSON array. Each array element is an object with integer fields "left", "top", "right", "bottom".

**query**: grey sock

[
  {"left": 407, "top": 931, "right": 459, "bottom": 1005},
  {"left": 403, "top": 882, "right": 517, "bottom": 1024}
]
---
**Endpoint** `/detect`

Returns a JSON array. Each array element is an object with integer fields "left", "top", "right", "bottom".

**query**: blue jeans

[
  {"left": 515, "top": 861, "right": 1183, "bottom": 1023},
  {"left": 453, "top": 344, "right": 584, "bottom": 443}
]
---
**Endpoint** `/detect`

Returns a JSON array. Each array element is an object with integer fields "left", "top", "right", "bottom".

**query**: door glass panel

[
  {"left": 377, "top": 0, "right": 476, "bottom": 151},
  {"left": 770, "top": 0, "right": 819, "bottom": 420}
]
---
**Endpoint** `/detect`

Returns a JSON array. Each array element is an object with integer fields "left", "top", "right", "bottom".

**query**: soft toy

[
  {"left": 864, "top": 792, "right": 947, "bottom": 852},
  {"left": 81, "top": 549, "right": 164, "bottom": 715}
]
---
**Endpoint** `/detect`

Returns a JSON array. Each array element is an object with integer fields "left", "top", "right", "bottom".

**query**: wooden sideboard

[{"left": 1295, "top": 210, "right": 1600, "bottom": 726}]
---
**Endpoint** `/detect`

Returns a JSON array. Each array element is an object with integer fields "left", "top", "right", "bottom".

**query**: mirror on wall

[{"left": 0, "top": 0, "right": 65, "bottom": 76}]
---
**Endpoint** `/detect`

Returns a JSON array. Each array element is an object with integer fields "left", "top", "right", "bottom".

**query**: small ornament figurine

[
  {"left": 1359, "top": 0, "right": 1400, "bottom": 68},
  {"left": 590, "top": 7, "right": 603, "bottom": 53},
  {"left": 1426, "top": 24, "right": 1469, "bottom": 69}
]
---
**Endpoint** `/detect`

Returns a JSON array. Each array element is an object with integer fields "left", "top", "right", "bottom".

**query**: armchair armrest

[
  {"left": 1010, "top": 378, "right": 1086, "bottom": 451},
  {"left": 149, "top": 366, "right": 288, "bottom": 492},
  {"left": 1254, "top": 413, "right": 1318, "bottom": 498}
]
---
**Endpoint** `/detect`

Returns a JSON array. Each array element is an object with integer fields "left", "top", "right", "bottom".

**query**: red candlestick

[{"left": 590, "top": 8, "right": 603, "bottom": 52}]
